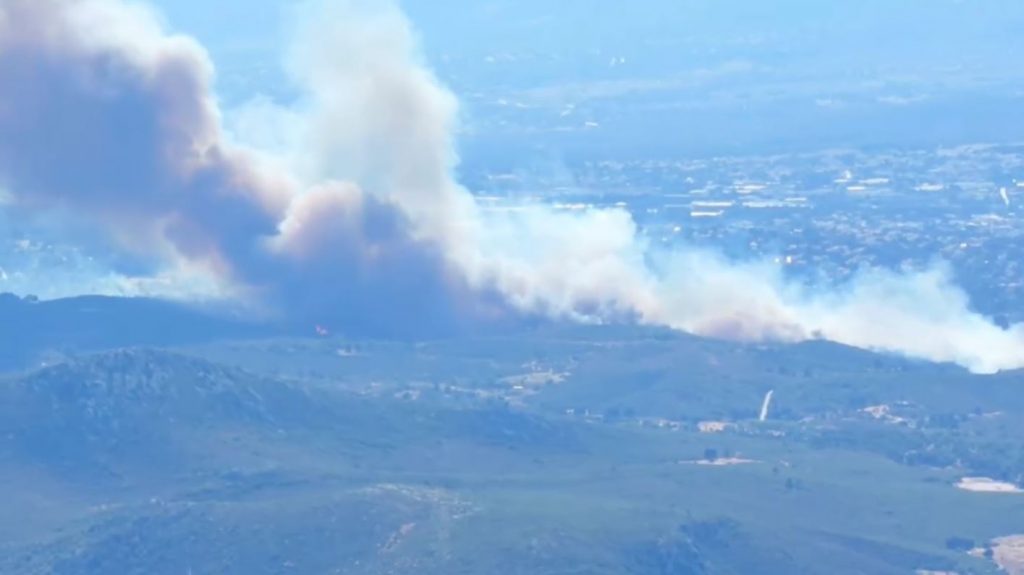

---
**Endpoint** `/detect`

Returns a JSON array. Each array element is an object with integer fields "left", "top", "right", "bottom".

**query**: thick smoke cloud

[
  {"left": 1, "top": 0, "right": 1022, "bottom": 372},
  {"left": 0, "top": 0, "right": 284, "bottom": 265},
  {"left": 0, "top": 0, "right": 476, "bottom": 335}
]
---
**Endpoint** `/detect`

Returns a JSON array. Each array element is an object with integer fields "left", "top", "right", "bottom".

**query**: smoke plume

[
  {"left": 1, "top": 0, "right": 1022, "bottom": 372},
  {"left": 0, "top": 0, "right": 478, "bottom": 335}
]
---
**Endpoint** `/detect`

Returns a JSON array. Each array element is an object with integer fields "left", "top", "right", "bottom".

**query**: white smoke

[{"left": 2, "top": 0, "right": 1023, "bottom": 373}]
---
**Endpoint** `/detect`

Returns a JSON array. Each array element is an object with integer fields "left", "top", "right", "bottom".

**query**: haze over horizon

[{"left": 1, "top": 0, "right": 1023, "bottom": 372}]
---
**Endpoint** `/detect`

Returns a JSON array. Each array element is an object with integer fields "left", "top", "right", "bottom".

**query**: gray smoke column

[
  {"left": 0, "top": 0, "right": 288, "bottom": 270},
  {"left": 0, "top": 0, "right": 479, "bottom": 334},
  {"left": 1, "top": 0, "right": 1023, "bottom": 372}
]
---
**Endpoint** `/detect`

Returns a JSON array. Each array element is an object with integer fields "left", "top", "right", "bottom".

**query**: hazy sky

[
  {"left": 144, "top": 0, "right": 1024, "bottom": 157},
  {"left": 151, "top": 0, "right": 1024, "bottom": 90}
]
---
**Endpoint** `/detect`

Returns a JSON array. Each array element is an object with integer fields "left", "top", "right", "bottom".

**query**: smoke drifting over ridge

[{"left": 1, "top": 0, "right": 1022, "bottom": 372}]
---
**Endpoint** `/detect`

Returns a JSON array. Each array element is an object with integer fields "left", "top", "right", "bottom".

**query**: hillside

[
  {"left": 0, "top": 294, "right": 274, "bottom": 372},
  {"left": 0, "top": 335, "right": 1021, "bottom": 574}
]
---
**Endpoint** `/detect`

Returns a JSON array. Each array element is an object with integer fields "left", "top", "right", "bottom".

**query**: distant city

[
  {"left": 465, "top": 142, "right": 1024, "bottom": 324},
  {"left": 4, "top": 142, "right": 1023, "bottom": 325}
]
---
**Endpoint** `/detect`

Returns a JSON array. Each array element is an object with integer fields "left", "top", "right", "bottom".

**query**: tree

[
  {"left": 603, "top": 407, "right": 623, "bottom": 421},
  {"left": 945, "top": 536, "right": 975, "bottom": 552}
]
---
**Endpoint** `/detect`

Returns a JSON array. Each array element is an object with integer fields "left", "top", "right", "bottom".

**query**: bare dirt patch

[
  {"left": 993, "top": 536, "right": 1024, "bottom": 575},
  {"left": 698, "top": 421, "right": 734, "bottom": 434},
  {"left": 956, "top": 477, "right": 1023, "bottom": 494},
  {"left": 681, "top": 457, "right": 758, "bottom": 466}
]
